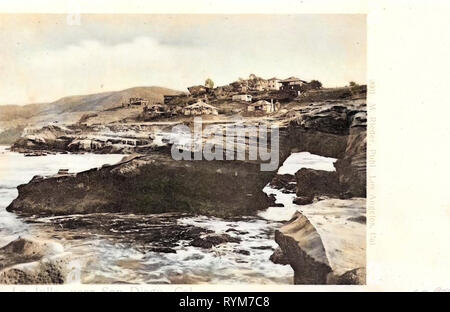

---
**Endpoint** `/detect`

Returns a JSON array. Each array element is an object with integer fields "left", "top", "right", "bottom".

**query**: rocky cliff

[{"left": 271, "top": 99, "right": 367, "bottom": 284}]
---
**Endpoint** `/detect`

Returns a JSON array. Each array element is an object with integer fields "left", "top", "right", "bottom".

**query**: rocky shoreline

[{"left": 4, "top": 95, "right": 367, "bottom": 284}]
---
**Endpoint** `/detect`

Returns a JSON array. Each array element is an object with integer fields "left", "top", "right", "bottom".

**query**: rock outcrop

[
  {"left": 7, "top": 151, "right": 275, "bottom": 217},
  {"left": 190, "top": 234, "right": 241, "bottom": 249},
  {"left": 274, "top": 212, "right": 332, "bottom": 284},
  {"left": 12, "top": 123, "right": 154, "bottom": 154},
  {"left": 287, "top": 100, "right": 367, "bottom": 197},
  {"left": 0, "top": 237, "right": 69, "bottom": 284},
  {"left": 269, "top": 174, "right": 297, "bottom": 193},
  {"left": 273, "top": 198, "right": 366, "bottom": 285},
  {"left": 334, "top": 126, "right": 366, "bottom": 197},
  {"left": 295, "top": 168, "right": 342, "bottom": 198},
  {"left": 334, "top": 105, "right": 366, "bottom": 197}
]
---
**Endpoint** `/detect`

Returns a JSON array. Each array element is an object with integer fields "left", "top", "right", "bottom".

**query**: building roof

[
  {"left": 281, "top": 77, "right": 307, "bottom": 83},
  {"left": 268, "top": 77, "right": 280, "bottom": 81},
  {"left": 184, "top": 101, "right": 218, "bottom": 110}
]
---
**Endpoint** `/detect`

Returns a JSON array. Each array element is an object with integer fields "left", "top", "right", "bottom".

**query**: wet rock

[
  {"left": 31, "top": 213, "right": 210, "bottom": 250},
  {"left": 251, "top": 246, "right": 274, "bottom": 250},
  {"left": 225, "top": 228, "right": 249, "bottom": 235},
  {"left": 0, "top": 262, "right": 66, "bottom": 284},
  {"left": 236, "top": 249, "right": 250, "bottom": 256},
  {"left": 182, "top": 254, "right": 205, "bottom": 261},
  {"left": 347, "top": 215, "right": 366, "bottom": 224},
  {"left": 267, "top": 194, "right": 284, "bottom": 207},
  {"left": 274, "top": 213, "right": 332, "bottom": 284},
  {"left": 293, "top": 196, "right": 313, "bottom": 205},
  {"left": 295, "top": 168, "right": 342, "bottom": 198},
  {"left": 236, "top": 259, "right": 248, "bottom": 264},
  {"left": 329, "top": 267, "right": 366, "bottom": 285},
  {"left": 8, "top": 153, "right": 275, "bottom": 217},
  {"left": 339, "top": 191, "right": 353, "bottom": 199},
  {"left": 147, "top": 247, "right": 177, "bottom": 254},
  {"left": 269, "top": 174, "right": 297, "bottom": 193},
  {"left": 0, "top": 237, "right": 68, "bottom": 284},
  {"left": 274, "top": 199, "right": 366, "bottom": 285},
  {"left": 0, "top": 237, "right": 62, "bottom": 270},
  {"left": 190, "top": 234, "right": 241, "bottom": 249},
  {"left": 334, "top": 128, "right": 366, "bottom": 197},
  {"left": 269, "top": 247, "right": 289, "bottom": 265}
]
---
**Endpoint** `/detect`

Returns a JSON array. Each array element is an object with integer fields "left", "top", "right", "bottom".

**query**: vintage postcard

[{"left": 0, "top": 0, "right": 448, "bottom": 296}]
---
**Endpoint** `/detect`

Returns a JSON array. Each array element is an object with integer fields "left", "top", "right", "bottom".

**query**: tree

[
  {"left": 309, "top": 80, "right": 322, "bottom": 90},
  {"left": 205, "top": 78, "right": 214, "bottom": 89},
  {"left": 349, "top": 81, "right": 358, "bottom": 87}
]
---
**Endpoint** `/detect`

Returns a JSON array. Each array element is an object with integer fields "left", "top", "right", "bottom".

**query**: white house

[
  {"left": 232, "top": 94, "right": 252, "bottom": 102},
  {"left": 267, "top": 77, "right": 281, "bottom": 90}
]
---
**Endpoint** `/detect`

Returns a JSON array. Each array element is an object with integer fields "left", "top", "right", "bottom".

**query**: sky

[{"left": 0, "top": 14, "right": 366, "bottom": 105}]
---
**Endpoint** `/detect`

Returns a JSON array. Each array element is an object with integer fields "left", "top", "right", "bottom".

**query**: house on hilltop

[
  {"left": 279, "top": 77, "right": 307, "bottom": 95},
  {"left": 268, "top": 77, "right": 282, "bottom": 90}
]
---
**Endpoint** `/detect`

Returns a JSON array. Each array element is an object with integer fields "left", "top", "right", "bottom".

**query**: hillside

[
  {"left": 0, "top": 86, "right": 181, "bottom": 126},
  {"left": 1, "top": 86, "right": 182, "bottom": 121},
  {"left": 0, "top": 86, "right": 182, "bottom": 143}
]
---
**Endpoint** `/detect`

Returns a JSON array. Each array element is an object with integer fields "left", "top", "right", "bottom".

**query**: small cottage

[
  {"left": 247, "top": 100, "right": 277, "bottom": 113},
  {"left": 182, "top": 100, "right": 219, "bottom": 116}
]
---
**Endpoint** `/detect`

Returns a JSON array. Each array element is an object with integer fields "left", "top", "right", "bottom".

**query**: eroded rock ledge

[
  {"left": 273, "top": 199, "right": 366, "bottom": 285},
  {"left": 7, "top": 151, "right": 275, "bottom": 217}
]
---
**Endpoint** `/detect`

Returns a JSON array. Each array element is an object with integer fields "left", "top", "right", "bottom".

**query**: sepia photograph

[{"left": 0, "top": 13, "right": 367, "bottom": 286}]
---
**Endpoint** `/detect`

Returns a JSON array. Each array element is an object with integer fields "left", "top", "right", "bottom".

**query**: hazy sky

[{"left": 0, "top": 14, "right": 366, "bottom": 105}]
